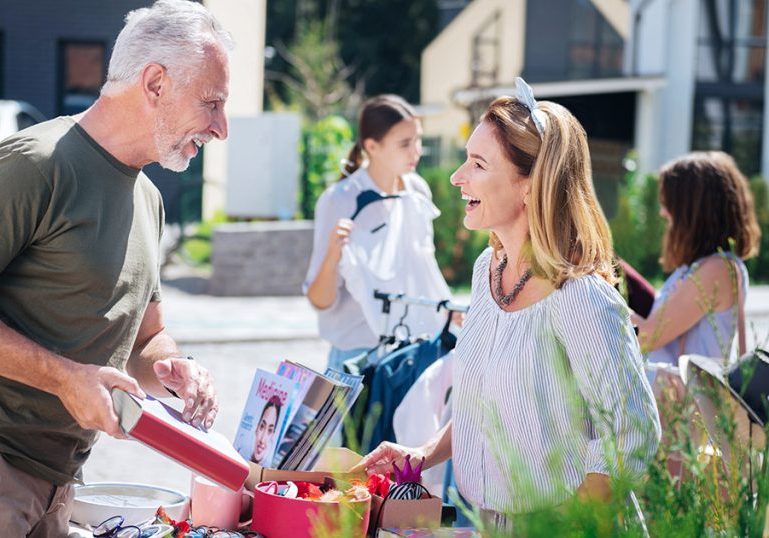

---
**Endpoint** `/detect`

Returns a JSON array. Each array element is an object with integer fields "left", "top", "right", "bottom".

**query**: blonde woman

[{"left": 354, "top": 79, "right": 660, "bottom": 527}]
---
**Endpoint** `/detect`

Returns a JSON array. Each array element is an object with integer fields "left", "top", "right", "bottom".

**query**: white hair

[{"left": 102, "top": 0, "right": 233, "bottom": 94}]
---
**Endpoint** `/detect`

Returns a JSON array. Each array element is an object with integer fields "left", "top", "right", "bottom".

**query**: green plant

[
  {"left": 746, "top": 176, "right": 769, "bottom": 282},
  {"left": 420, "top": 165, "right": 489, "bottom": 287},
  {"left": 175, "top": 210, "right": 229, "bottom": 266},
  {"left": 300, "top": 115, "right": 354, "bottom": 219},
  {"left": 609, "top": 171, "right": 666, "bottom": 284}
]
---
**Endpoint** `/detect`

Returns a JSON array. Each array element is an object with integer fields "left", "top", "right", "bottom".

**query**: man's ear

[{"left": 141, "top": 63, "right": 167, "bottom": 106}]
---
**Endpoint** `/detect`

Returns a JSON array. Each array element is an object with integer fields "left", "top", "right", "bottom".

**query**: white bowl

[{"left": 71, "top": 482, "right": 189, "bottom": 527}]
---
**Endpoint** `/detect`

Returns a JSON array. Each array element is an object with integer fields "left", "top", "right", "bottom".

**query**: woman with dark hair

[
  {"left": 251, "top": 396, "right": 281, "bottom": 466},
  {"left": 633, "top": 151, "right": 761, "bottom": 370},
  {"left": 304, "top": 95, "right": 452, "bottom": 369},
  {"left": 354, "top": 80, "right": 659, "bottom": 529}
]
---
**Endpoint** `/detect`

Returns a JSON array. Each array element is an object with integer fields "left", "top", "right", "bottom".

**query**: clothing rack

[{"left": 373, "top": 290, "right": 469, "bottom": 314}]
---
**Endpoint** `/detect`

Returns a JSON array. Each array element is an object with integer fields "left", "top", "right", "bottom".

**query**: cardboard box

[
  {"left": 368, "top": 494, "right": 442, "bottom": 536},
  {"left": 245, "top": 447, "right": 364, "bottom": 489}
]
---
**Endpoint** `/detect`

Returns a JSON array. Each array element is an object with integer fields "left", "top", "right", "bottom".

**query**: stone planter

[{"left": 209, "top": 220, "right": 314, "bottom": 296}]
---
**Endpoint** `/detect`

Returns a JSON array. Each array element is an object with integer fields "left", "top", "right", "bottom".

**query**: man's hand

[
  {"left": 58, "top": 362, "right": 146, "bottom": 438},
  {"left": 153, "top": 357, "right": 218, "bottom": 429}
]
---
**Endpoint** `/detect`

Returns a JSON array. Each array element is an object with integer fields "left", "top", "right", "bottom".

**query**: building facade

[
  {"left": 0, "top": 0, "right": 266, "bottom": 222},
  {"left": 421, "top": 0, "right": 769, "bottom": 193}
]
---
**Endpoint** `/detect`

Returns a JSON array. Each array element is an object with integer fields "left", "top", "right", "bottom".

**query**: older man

[{"left": 0, "top": 1, "right": 231, "bottom": 534}]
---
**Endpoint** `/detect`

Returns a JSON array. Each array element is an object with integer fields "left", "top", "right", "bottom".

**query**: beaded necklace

[{"left": 493, "top": 254, "right": 532, "bottom": 307}]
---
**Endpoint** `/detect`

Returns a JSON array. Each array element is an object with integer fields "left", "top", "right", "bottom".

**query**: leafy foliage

[
  {"left": 265, "top": 19, "right": 361, "bottom": 122},
  {"left": 420, "top": 165, "right": 489, "bottom": 286},
  {"left": 299, "top": 115, "right": 354, "bottom": 219},
  {"left": 609, "top": 172, "right": 666, "bottom": 284},
  {"left": 746, "top": 177, "right": 769, "bottom": 282},
  {"left": 265, "top": 0, "right": 440, "bottom": 105}
]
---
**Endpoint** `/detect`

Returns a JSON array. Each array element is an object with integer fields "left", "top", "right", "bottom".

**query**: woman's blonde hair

[{"left": 483, "top": 96, "right": 617, "bottom": 288}]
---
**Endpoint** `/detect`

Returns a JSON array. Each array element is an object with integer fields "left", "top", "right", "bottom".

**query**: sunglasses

[{"left": 92, "top": 516, "right": 172, "bottom": 538}]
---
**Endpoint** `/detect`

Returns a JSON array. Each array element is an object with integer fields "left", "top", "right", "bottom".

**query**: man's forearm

[
  {"left": 0, "top": 321, "right": 72, "bottom": 397},
  {"left": 127, "top": 329, "right": 179, "bottom": 397}
]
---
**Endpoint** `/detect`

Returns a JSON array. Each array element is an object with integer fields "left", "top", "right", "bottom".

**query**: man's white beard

[{"left": 154, "top": 109, "right": 194, "bottom": 172}]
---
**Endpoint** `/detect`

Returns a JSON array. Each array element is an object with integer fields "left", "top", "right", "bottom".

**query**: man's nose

[{"left": 211, "top": 110, "right": 228, "bottom": 140}]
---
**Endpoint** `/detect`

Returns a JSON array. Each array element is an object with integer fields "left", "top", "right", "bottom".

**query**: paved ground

[{"left": 81, "top": 264, "right": 769, "bottom": 499}]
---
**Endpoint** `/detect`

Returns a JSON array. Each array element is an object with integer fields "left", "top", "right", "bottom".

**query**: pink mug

[{"left": 189, "top": 474, "right": 253, "bottom": 530}]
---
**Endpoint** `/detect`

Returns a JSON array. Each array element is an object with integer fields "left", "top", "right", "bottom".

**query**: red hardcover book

[{"left": 111, "top": 388, "right": 249, "bottom": 491}]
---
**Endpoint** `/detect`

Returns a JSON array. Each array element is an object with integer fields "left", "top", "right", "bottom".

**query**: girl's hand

[
  {"left": 327, "top": 218, "right": 353, "bottom": 263},
  {"left": 450, "top": 310, "right": 465, "bottom": 328}
]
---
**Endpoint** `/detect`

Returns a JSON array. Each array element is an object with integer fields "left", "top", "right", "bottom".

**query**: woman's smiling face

[{"left": 450, "top": 120, "right": 529, "bottom": 233}]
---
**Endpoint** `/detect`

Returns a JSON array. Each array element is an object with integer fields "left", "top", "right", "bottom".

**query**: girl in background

[
  {"left": 304, "top": 95, "right": 452, "bottom": 370},
  {"left": 633, "top": 152, "right": 761, "bottom": 373}
]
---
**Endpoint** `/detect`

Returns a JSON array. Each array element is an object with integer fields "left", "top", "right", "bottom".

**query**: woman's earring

[{"left": 523, "top": 194, "right": 530, "bottom": 206}]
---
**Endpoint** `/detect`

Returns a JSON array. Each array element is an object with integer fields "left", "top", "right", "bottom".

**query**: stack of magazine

[{"left": 232, "top": 361, "right": 363, "bottom": 471}]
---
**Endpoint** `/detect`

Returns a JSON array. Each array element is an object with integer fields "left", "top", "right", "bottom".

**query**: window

[
  {"left": 693, "top": 0, "right": 767, "bottom": 174},
  {"left": 697, "top": 0, "right": 766, "bottom": 83},
  {"left": 567, "top": 0, "right": 624, "bottom": 79},
  {"left": 692, "top": 96, "right": 763, "bottom": 175},
  {"left": 58, "top": 41, "right": 105, "bottom": 115}
]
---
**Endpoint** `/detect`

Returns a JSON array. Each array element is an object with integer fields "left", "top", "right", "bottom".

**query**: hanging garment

[
  {"left": 363, "top": 330, "right": 456, "bottom": 453},
  {"left": 338, "top": 176, "right": 452, "bottom": 340},
  {"left": 393, "top": 350, "right": 455, "bottom": 497}
]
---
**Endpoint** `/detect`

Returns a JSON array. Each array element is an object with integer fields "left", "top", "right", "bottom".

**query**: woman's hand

[
  {"left": 576, "top": 473, "right": 612, "bottom": 503},
  {"left": 326, "top": 218, "right": 353, "bottom": 264},
  {"left": 350, "top": 441, "right": 427, "bottom": 476}
]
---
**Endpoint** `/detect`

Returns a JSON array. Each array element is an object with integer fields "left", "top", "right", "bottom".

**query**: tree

[
  {"left": 265, "top": 18, "right": 362, "bottom": 121},
  {"left": 264, "top": 0, "right": 440, "bottom": 107}
]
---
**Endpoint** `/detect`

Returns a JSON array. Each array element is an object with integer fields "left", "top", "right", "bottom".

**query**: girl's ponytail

[{"left": 339, "top": 141, "right": 363, "bottom": 180}]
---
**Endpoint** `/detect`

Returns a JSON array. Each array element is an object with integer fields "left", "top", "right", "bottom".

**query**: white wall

[
  {"left": 632, "top": 0, "right": 698, "bottom": 175},
  {"left": 763, "top": 4, "right": 769, "bottom": 179},
  {"left": 225, "top": 113, "right": 301, "bottom": 219},
  {"left": 202, "top": 0, "right": 266, "bottom": 219}
]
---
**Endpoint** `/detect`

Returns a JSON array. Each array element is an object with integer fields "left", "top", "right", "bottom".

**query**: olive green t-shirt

[{"left": 0, "top": 116, "right": 163, "bottom": 485}]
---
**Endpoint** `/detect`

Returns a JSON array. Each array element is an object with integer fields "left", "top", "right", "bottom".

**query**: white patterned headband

[{"left": 514, "top": 77, "right": 547, "bottom": 138}]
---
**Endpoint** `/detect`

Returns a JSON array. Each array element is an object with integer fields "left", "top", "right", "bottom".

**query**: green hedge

[
  {"left": 746, "top": 176, "right": 769, "bottom": 282},
  {"left": 609, "top": 173, "right": 666, "bottom": 284},
  {"left": 299, "top": 115, "right": 354, "bottom": 219},
  {"left": 420, "top": 165, "right": 489, "bottom": 287}
]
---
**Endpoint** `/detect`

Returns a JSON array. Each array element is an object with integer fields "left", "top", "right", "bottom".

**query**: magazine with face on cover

[{"left": 233, "top": 369, "right": 296, "bottom": 469}]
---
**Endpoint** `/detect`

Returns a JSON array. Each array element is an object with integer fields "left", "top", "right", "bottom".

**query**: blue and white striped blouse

[{"left": 452, "top": 248, "right": 660, "bottom": 513}]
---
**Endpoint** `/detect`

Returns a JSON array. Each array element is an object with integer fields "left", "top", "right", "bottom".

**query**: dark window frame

[
  {"left": 57, "top": 38, "right": 107, "bottom": 116},
  {"left": 692, "top": 0, "right": 767, "bottom": 174}
]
